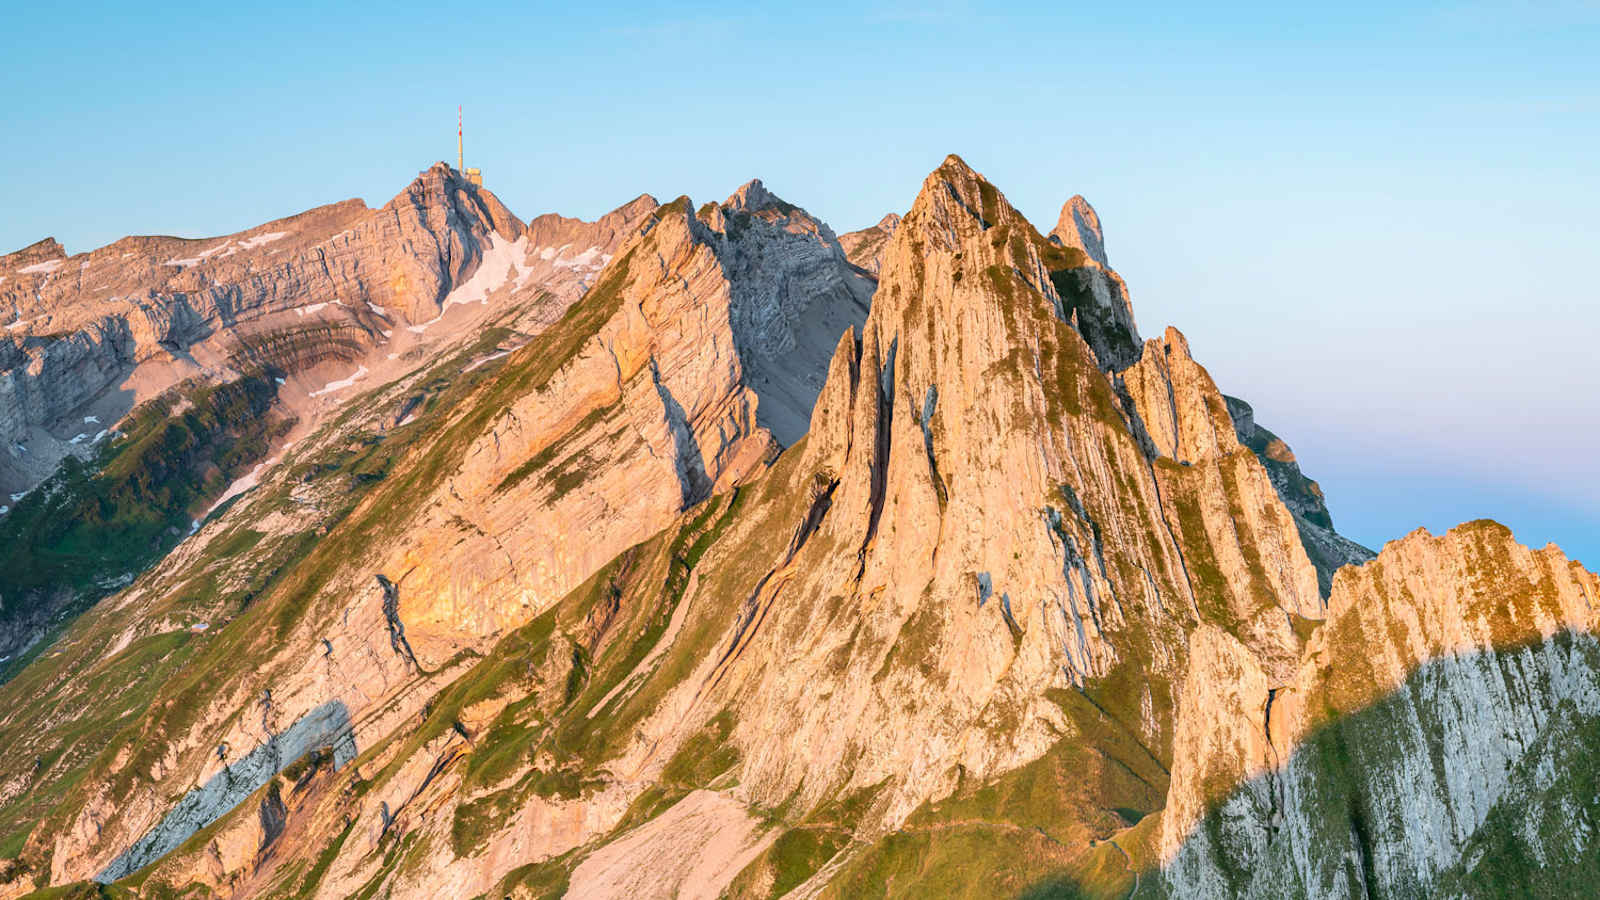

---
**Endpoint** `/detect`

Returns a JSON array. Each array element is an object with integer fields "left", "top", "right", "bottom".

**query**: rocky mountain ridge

[
  {"left": 0, "top": 154, "right": 1588, "bottom": 900},
  {"left": 0, "top": 164, "right": 675, "bottom": 665}
]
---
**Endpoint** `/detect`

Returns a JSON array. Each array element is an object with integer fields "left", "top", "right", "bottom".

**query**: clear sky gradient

[{"left": 6, "top": 1, "right": 1597, "bottom": 565}]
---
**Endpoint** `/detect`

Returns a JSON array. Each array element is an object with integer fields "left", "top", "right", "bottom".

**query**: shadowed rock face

[
  {"left": 1159, "top": 522, "right": 1600, "bottom": 899},
  {"left": 383, "top": 179, "right": 872, "bottom": 667},
  {"left": 1224, "top": 394, "right": 1375, "bottom": 594},
  {"left": 95, "top": 700, "right": 356, "bottom": 884},
  {"left": 0, "top": 155, "right": 1586, "bottom": 900}
]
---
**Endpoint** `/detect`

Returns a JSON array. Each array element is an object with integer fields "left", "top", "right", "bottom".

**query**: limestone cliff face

[
  {"left": 387, "top": 181, "right": 871, "bottom": 666},
  {"left": 1047, "top": 195, "right": 1141, "bottom": 371},
  {"left": 0, "top": 164, "right": 567, "bottom": 667},
  {"left": 839, "top": 212, "right": 901, "bottom": 276},
  {"left": 1159, "top": 521, "right": 1600, "bottom": 898},
  {"left": 666, "top": 158, "right": 1325, "bottom": 845},
  {"left": 0, "top": 175, "right": 873, "bottom": 894},
  {"left": 0, "top": 154, "right": 1590, "bottom": 900},
  {"left": 0, "top": 163, "right": 521, "bottom": 499}
]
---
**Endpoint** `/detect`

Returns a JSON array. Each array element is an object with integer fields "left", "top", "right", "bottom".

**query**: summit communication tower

[{"left": 458, "top": 106, "right": 483, "bottom": 187}]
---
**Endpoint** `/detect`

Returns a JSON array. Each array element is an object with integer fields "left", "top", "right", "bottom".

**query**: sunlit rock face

[
  {"left": 0, "top": 154, "right": 1589, "bottom": 900},
  {"left": 383, "top": 180, "right": 874, "bottom": 667},
  {"left": 0, "top": 164, "right": 528, "bottom": 503},
  {"left": 1160, "top": 521, "right": 1600, "bottom": 899},
  {"left": 839, "top": 212, "right": 901, "bottom": 276}
]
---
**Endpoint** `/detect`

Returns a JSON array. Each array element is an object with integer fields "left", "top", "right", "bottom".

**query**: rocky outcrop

[
  {"left": 1159, "top": 521, "right": 1600, "bottom": 898},
  {"left": 1224, "top": 394, "right": 1374, "bottom": 593},
  {"left": 0, "top": 153, "right": 1587, "bottom": 900},
  {"left": 1047, "top": 195, "right": 1141, "bottom": 370},
  {"left": 388, "top": 180, "right": 872, "bottom": 666},
  {"left": 709, "top": 179, "right": 877, "bottom": 443},
  {"left": 0, "top": 163, "right": 524, "bottom": 499},
  {"left": 95, "top": 700, "right": 357, "bottom": 883},
  {"left": 619, "top": 156, "right": 1327, "bottom": 847},
  {"left": 514, "top": 193, "right": 662, "bottom": 326},
  {"left": 1051, "top": 195, "right": 1108, "bottom": 267},
  {"left": 839, "top": 212, "right": 901, "bottom": 276}
]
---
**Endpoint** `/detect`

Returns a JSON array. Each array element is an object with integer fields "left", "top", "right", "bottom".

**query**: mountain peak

[
  {"left": 937, "top": 152, "right": 978, "bottom": 177},
  {"left": 839, "top": 213, "right": 903, "bottom": 275},
  {"left": 724, "top": 178, "right": 774, "bottom": 212},
  {"left": 382, "top": 162, "right": 523, "bottom": 243},
  {"left": 613, "top": 193, "right": 660, "bottom": 219},
  {"left": 1050, "top": 194, "right": 1108, "bottom": 267},
  {"left": 900, "top": 153, "right": 1035, "bottom": 253},
  {"left": 1, "top": 236, "right": 67, "bottom": 269}
]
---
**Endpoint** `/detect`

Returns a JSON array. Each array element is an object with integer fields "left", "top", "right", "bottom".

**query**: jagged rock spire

[
  {"left": 723, "top": 178, "right": 775, "bottom": 212},
  {"left": 1050, "top": 195, "right": 1108, "bottom": 267}
]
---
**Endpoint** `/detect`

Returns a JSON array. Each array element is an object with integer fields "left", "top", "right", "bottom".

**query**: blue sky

[{"left": 5, "top": 1, "right": 1597, "bottom": 565}]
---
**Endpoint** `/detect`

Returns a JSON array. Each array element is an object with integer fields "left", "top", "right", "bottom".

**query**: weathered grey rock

[
  {"left": 0, "top": 164, "right": 524, "bottom": 497},
  {"left": 1, "top": 154, "right": 1589, "bottom": 900},
  {"left": 1160, "top": 522, "right": 1600, "bottom": 899}
]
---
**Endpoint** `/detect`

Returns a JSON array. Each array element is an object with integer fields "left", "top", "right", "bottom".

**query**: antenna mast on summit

[{"left": 458, "top": 107, "right": 483, "bottom": 186}]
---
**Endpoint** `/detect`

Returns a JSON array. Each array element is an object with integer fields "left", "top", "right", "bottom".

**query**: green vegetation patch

[
  {"left": 661, "top": 708, "right": 740, "bottom": 788},
  {"left": 0, "top": 374, "right": 285, "bottom": 621},
  {"left": 725, "top": 826, "right": 851, "bottom": 899}
]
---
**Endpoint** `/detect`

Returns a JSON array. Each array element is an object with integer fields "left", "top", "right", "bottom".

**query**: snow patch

[
  {"left": 237, "top": 231, "right": 288, "bottom": 249},
  {"left": 17, "top": 260, "right": 62, "bottom": 275},
  {"left": 462, "top": 350, "right": 510, "bottom": 373},
  {"left": 554, "top": 246, "right": 610, "bottom": 271},
  {"left": 535, "top": 242, "right": 610, "bottom": 273},
  {"left": 442, "top": 233, "right": 523, "bottom": 309},
  {"left": 309, "top": 365, "right": 368, "bottom": 398},
  {"left": 68, "top": 433, "right": 88, "bottom": 445},
  {"left": 204, "top": 455, "right": 277, "bottom": 516},
  {"left": 164, "top": 231, "right": 290, "bottom": 268},
  {"left": 512, "top": 244, "right": 537, "bottom": 288},
  {"left": 400, "top": 233, "right": 527, "bottom": 335},
  {"left": 83, "top": 415, "right": 100, "bottom": 424},
  {"left": 294, "top": 302, "right": 330, "bottom": 317},
  {"left": 165, "top": 242, "right": 231, "bottom": 268},
  {"left": 5, "top": 318, "right": 28, "bottom": 331}
]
